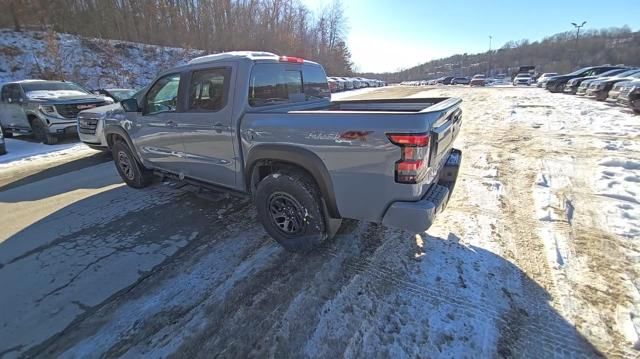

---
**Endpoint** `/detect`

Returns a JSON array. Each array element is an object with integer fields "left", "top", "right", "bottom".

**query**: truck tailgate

[{"left": 430, "top": 107, "right": 462, "bottom": 168}]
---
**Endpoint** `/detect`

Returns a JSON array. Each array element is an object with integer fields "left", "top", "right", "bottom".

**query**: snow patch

[{"left": 0, "top": 139, "right": 95, "bottom": 169}]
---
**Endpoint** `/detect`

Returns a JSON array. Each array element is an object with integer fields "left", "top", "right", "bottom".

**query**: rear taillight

[
  {"left": 279, "top": 56, "right": 304, "bottom": 64},
  {"left": 387, "top": 133, "right": 430, "bottom": 184}
]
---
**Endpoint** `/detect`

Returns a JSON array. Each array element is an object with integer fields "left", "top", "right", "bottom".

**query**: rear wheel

[
  {"left": 31, "top": 117, "right": 58, "bottom": 145},
  {"left": 112, "top": 140, "right": 153, "bottom": 188},
  {"left": 255, "top": 169, "right": 327, "bottom": 252}
]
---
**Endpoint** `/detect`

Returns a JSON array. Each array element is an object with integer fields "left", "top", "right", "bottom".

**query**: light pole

[
  {"left": 571, "top": 21, "right": 586, "bottom": 66},
  {"left": 488, "top": 35, "right": 492, "bottom": 77}
]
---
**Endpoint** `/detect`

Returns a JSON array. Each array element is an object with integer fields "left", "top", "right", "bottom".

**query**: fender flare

[
  {"left": 103, "top": 125, "right": 144, "bottom": 164},
  {"left": 245, "top": 144, "right": 340, "bottom": 218}
]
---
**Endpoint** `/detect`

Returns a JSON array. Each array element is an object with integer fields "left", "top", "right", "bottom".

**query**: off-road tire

[
  {"left": 31, "top": 117, "right": 58, "bottom": 145},
  {"left": 2, "top": 128, "right": 13, "bottom": 138},
  {"left": 112, "top": 140, "right": 153, "bottom": 188},
  {"left": 255, "top": 169, "right": 327, "bottom": 252}
]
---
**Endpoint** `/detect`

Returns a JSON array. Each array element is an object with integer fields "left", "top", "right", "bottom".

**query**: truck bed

[
  {"left": 310, "top": 97, "right": 461, "bottom": 113},
  {"left": 325, "top": 97, "right": 462, "bottom": 113},
  {"left": 242, "top": 96, "right": 463, "bottom": 223}
]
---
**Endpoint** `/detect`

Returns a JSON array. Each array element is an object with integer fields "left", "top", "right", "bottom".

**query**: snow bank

[
  {"left": 0, "top": 138, "right": 95, "bottom": 169},
  {"left": 0, "top": 29, "right": 204, "bottom": 89}
]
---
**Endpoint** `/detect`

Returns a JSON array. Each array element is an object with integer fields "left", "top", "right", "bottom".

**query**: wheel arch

[
  {"left": 104, "top": 125, "right": 144, "bottom": 164},
  {"left": 245, "top": 144, "right": 340, "bottom": 218}
]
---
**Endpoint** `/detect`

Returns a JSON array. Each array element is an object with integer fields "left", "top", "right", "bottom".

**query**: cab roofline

[{"left": 188, "top": 51, "right": 319, "bottom": 66}]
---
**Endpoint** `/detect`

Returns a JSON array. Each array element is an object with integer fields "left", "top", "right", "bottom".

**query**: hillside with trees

[
  {"left": 359, "top": 27, "right": 640, "bottom": 82},
  {"left": 1, "top": 0, "right": 353, "bottom": 76}
]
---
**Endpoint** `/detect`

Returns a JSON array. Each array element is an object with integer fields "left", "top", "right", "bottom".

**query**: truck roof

[{"left": 188, "top": 51, "right": 320, "bottom": 66}]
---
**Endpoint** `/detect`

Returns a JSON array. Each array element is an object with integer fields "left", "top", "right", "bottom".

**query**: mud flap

[{"left": 437, "top": 148, "right": 462, "bottom": 210}]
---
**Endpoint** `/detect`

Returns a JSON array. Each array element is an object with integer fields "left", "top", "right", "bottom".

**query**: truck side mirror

[{"left": 121, "top": 98, "right": 140, "bottom": 112}]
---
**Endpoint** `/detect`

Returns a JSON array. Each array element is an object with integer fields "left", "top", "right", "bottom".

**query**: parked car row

[
  {"left": 327, "top": 76, "right": 386, "bottom": 92},
  {"left": 401, "top": 74, "right": 509, "bottom": 87},
  {"left": 545, "top": 65, "right": 640, "bottom": 113}
]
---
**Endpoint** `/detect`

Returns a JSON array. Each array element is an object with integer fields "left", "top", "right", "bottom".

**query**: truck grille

[
  {"left": 56, "top": 102, "right": 106, "bottom": 119},
  {"left": 78, "top": 118, "right": 99, "bottom": 135},
  {"left": 618, "top": 87, "right": 633, "bottom": 98}
]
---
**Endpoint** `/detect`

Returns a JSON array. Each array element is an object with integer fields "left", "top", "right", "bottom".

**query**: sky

[{"left": 301, "top": 0, "right": 640, "bottom": 73}]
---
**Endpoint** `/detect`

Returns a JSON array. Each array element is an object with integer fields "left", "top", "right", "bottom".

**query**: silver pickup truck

[
  {"left": 0, "top": 80, "right": 113, "bottom": 144},
  {"left": 105, "top": 51, "right": 463, "bottom": 251}
]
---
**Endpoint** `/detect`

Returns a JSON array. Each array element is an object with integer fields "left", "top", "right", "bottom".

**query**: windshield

[
  {"left": 566, "top": 67, "right": 593, "bottom": 76},
  {"left": 598, "top": 69, "right": 625, "bottom": 77},
  {"left": 614, "top": 69, "right": 640, "bottom": 78},
  {"left": 107, "top": 89, "right": 136, "bottom": 101},
  {"left": 21, "top": 81, "right": 88, "bottom": 94}
]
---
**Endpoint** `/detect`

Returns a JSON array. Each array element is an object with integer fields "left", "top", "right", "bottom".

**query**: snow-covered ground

[
  {"left": 0, "top": 29, "right": 203, "bottom": 89},
  {"left": 0, "top": 86, "right": 638, "bottom": 358},
  {"left": 330, "top": 86, "right": 383, "bottom": 100},
  {"left": 0, "top": 138, "right": 94, "bottom": 168}
]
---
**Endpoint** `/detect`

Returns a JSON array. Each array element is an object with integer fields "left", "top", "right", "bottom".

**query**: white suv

[{"left": 513, "top": 73, "right": 532, "bottom": 86}]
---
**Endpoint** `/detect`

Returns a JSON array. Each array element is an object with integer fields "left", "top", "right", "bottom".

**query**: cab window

[
  {"left": 1, "top": 84, "right": 22, "bottom": 102},
  {"left": 303, "top": 65, "right": 330, "bottom": 99},
  {"left": 188, "top": 68, "right": 229, "bottom": 112},
  {"left": 249, "top": 63, "right": 329, "bottom": 107},
  {"left": 145, "top": 73, "right": 180, "bottom": 114}
]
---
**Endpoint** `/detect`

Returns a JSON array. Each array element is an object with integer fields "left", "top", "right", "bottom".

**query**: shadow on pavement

[{"left": 3, "top": 191, "right": 605, "bottom": 358}]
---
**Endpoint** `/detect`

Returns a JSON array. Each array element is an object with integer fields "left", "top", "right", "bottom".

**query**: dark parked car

[
  {"left": 566, "top": 68, "right": 628, "bottom": 95},
  {"left": 0, "top": 126, "right": 5, "bottom": 155},
  {"left": 617, "top": 80, "right": 640, "bottom": 114},
  {"left": 585, "top": 69, "right": 640, "bottom": 101},
  {"left": 451, "top": 77, "right": 470, "bottom": 85},
  {"left": 469, "top": 74, "right": 486, "bottom": 87},
  {"left": 607, "top": 80, "right": 634, "bottom": 103},
  {"left": 436, "top": 76, "right": 454, "bottom": 85},
  {"left": 545, "top": 66, "right": 625, "bottom": 93}
]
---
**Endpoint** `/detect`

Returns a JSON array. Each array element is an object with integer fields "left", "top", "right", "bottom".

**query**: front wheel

[
  {"left": 112, "top": 140, "right": 153, "bottom": 188},
  {"left": 255, "top": 169, "right": 327, "bottom": 252},
  {"left": 31, "top": 118, "right": 58, "bottom": 145}
]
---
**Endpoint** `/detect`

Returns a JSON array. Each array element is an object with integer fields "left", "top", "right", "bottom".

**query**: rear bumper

[{"left": 382, "top": 148, "right": 461, "bottom": 232}]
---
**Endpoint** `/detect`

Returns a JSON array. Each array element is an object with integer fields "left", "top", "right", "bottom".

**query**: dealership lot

[{"left": 0, "top": 86, "right": 638, "bottom": 357}]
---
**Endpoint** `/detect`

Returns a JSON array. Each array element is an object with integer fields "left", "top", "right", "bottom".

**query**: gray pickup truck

[
  {"left": 105, "top": 51, "right": 463, "bottom": 251},
  {"left": 0, "top": 80, "right": 113, "bottom": 144}
]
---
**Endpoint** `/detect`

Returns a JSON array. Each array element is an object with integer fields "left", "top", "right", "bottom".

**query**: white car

[
  {"left": 536, "top": 72, "right": 558, "bottom": 87},
  {"left": 513, "top": 73, "right": 532, "bottom": 86}
]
